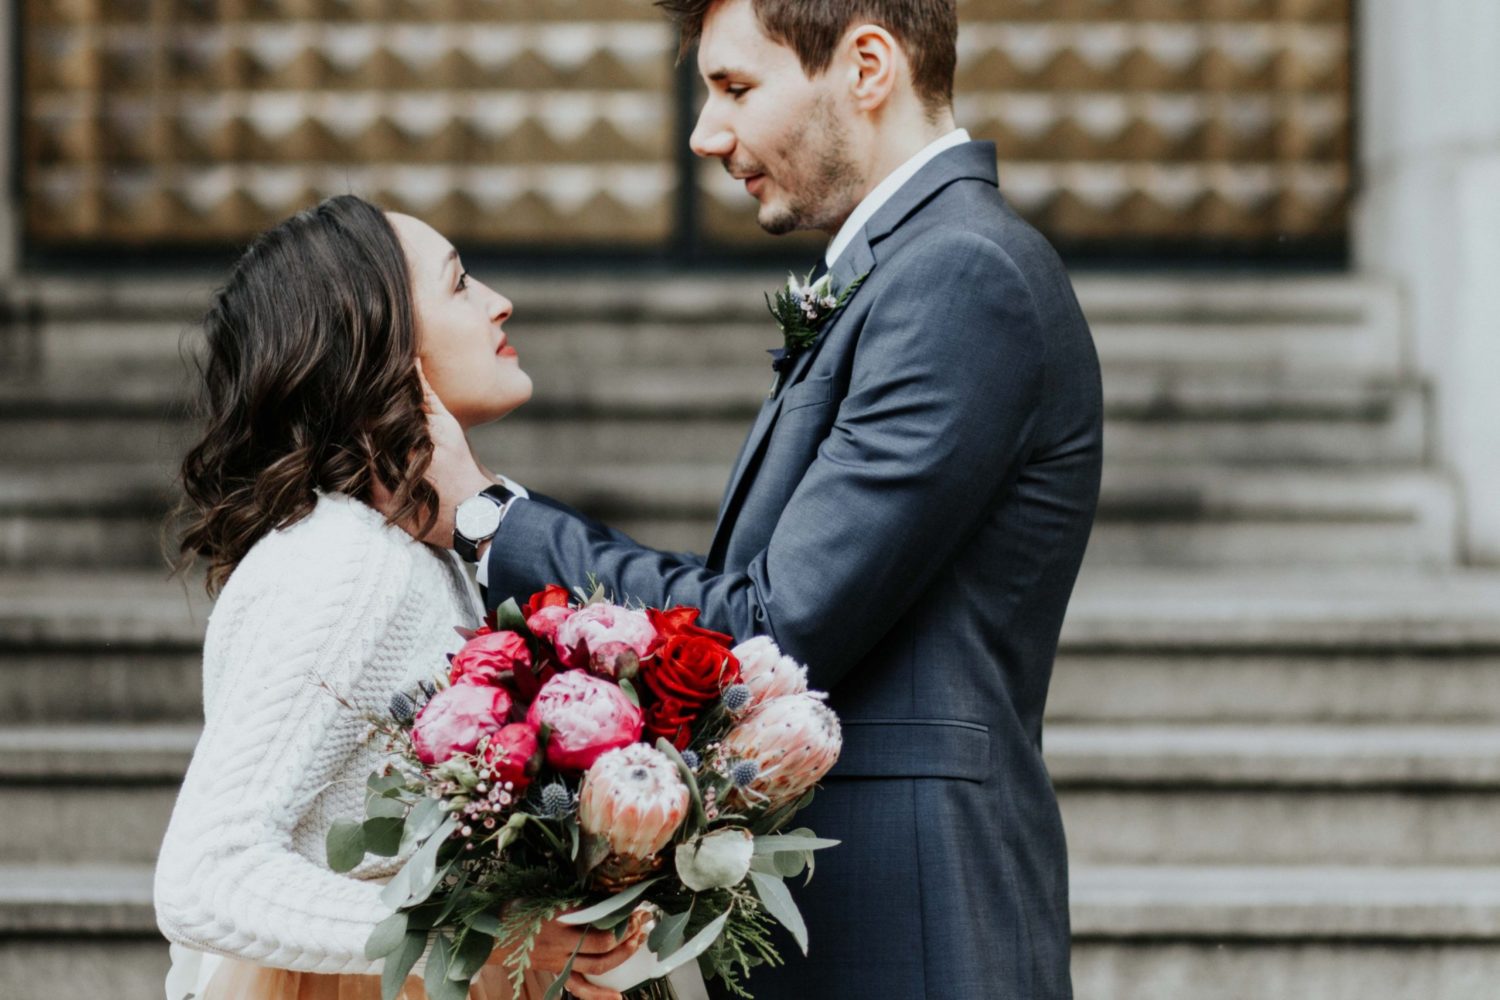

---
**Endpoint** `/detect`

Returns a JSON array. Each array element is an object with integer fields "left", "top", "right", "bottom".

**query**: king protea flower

[
  {"left": 730, "top": 636, "right": 809, "bottom": 709},
  {"left": 723, "top": 693, "right": 842, "bottom": 808},
  {"left": 579, "top": 744, "right": 691, "bottom": 860}
]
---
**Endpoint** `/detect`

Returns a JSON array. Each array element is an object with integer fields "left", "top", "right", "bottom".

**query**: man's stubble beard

[{"left": 757, "top": 95, "right": 862, "bottom": 237}]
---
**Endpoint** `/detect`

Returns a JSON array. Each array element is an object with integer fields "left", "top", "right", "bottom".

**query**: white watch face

[{"left": 455, "top": 495, "right": 503, "bottom": 541}]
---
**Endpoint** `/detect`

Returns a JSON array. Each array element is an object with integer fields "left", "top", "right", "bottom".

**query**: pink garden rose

[
  {"left": 555, "top": 603, "right": 657, "bottom": 672},
  {"left": 479, "top": 722, "right": 542, "bottom": 793},
  {"left": 525, "top": 670, "right": 644, "bottom": 771},
  {"left": 412, "top": 683, "right": 513, "bottom": 765},
  {"left": 448, "top": 630, "right": 531, "bottom": 687}
]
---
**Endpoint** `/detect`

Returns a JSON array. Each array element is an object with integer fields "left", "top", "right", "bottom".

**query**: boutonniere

[{"left": 764, "top": 268, "right": 868, "bottom": 398}]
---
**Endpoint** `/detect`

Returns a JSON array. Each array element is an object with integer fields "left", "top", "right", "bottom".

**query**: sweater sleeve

[{"left": 153, "top": 519, "right": 428, "bottom": 975}]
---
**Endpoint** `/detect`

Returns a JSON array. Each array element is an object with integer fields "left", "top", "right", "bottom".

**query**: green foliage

[{"left": 326, "top": 820, "right": 366, "bottom": 873}]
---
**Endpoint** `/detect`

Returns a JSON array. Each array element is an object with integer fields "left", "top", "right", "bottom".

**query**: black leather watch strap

[{"left": 454, "top": 484, "right": 514, "bottom": 563}]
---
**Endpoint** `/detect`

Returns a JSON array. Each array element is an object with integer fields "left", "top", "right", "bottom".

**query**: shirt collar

[{"left": 824, "top": 128, "right": 971, "bottom": 269}]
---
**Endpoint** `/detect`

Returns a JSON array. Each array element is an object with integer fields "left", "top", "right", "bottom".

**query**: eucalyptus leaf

[
  {"left": 655, "top": 909, "right": 730, "bottom": 975},
  {"left": 424, "top": 934, "right": 466, "bottom": 1000},
  {"left": 363, "top": 817, "right": 405, "bottom": 857},
  {"left": 618, "top": 676, "right": 640, "bottom": 708},
  {"left": 555, "top": 877, "right": 662, "bottom": 926},
  {"left": 773, "top": 851, "right": 807, "bottom": 879},
  {"left": 378, "top": 861, "right": 413, "bottom": 910},
  {"left": 366, "top": 795, "right": 408, "bottom": 820},
  {"left": 403, "top": 816, "right": 459, "bottom": 902},
  {"left": 752, "top": 834, "right": 840, "bottom": 855},
  {"left": 465, "top": 912, "right": 502, "bottom": 936},
  {"left": 566, "top": 818, "right": 580, "bottom": 861},
  {"left": 447, "top": 931, "right": 496, "bottom": 981},
  {"left": 406, "top": 858, "right": 456, "bottom": 910},
  {"left": 496, "top": 598, "right": 527, "bottom": 632},
  {"left": 326, "top": 819, "right": 367, "bottom": 873},
  {"left": 380, "top": 930, "right": 427, "bottom": 1000},
  {"left": 749, "top": 869, "right": 809, "bottom": 955},
  {"left": 364, "top": 910, "right": 409, "bottom": 960},
  {"left": 368, "top": 772, "right": 409, "bottom": 797},
  {"left": 647, "top": 907, "right": 692, "bottom": 960},
  {"left": 399, "top": 797, "right": 445, "bottom": 855},
  {"left": 654, "top": 738, "right": 707, "bottom": 831}
]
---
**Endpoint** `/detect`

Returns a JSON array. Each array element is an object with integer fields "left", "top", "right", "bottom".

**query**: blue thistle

[
  {"left": 540, "top": 782, "right": 574, "bottom": 818},
  {"left": 680, "top": 749, "right": 702, "bottom": 770},
  {"left": 730, "top": 760, "right": 759, "bottom": 788},
  {"left": 722, "top": 684, "right": 752, "bottom": 713},
  {"left": 418, "top": 679, "right": 437, "bottom": 700},
  {"left": 388, "top": 691, "right": 417, "bottom": 724}
]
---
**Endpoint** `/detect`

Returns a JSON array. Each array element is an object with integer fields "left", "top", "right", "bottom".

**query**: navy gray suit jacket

[{"left": 485, "top": 141, "right": 1102, "bottom": 999}]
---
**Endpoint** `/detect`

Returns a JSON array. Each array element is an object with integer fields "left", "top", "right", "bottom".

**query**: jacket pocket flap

[{"left": 827, "top": 719, "right": 991, "bottom": 782}]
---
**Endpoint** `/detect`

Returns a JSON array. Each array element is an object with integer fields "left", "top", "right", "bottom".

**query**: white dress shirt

[
  {"left": 825, "top": 128, "right": 971, "bottom": 269},
  {"left": 474, "top": 473, "right": 527, "bottom": 588}
]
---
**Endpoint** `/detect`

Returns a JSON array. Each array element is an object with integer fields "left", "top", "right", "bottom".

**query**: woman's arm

[{"left": 154, "top": 516, "right": 422, "bottom": 975}]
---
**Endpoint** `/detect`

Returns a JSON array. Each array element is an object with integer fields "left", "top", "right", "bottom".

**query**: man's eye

[{"left": 726, "top": 85, "right": 749, "bottom": 98}]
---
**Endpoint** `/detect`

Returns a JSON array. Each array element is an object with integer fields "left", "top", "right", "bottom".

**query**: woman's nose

[{"left": 489, "top": 289, "right": 513, "bottom": 324}]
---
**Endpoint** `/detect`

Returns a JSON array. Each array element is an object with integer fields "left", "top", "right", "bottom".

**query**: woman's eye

[{"left": 456, "top": 271, "right": 469, "bottom": 292}]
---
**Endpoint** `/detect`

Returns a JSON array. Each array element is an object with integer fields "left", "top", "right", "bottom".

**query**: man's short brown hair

[{"left": 658, "top": 0, "right": 958, "bottom": 116}]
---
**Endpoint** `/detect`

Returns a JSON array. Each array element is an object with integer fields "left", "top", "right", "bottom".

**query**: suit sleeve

[{"left": 485, "top": 233, "right": 1045, "bottom": 690}]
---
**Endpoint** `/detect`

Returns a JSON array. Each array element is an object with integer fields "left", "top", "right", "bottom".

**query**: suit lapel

[
  {"left": 710, "top": 234, "right": 878, "bottom": 560},
  {"left": 707, "top": 142, "right": 1001, "bottom": 562}
]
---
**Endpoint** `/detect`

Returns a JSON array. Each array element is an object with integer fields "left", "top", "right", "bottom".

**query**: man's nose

[{"left": 689, "top": 104, "right": 734, "bottom": 159}]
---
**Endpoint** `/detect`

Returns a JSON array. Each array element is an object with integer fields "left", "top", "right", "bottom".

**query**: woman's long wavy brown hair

[{"left": 175, "top": 194, "right": 437, "bottom": 594}]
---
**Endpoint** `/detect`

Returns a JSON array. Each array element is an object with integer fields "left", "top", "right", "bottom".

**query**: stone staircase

[{"left": 2, "top": 271, "right": 1497, "bottom": 999}]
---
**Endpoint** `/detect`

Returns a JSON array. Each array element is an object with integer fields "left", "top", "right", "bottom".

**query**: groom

[{"left": 425, "top": 1, "right": 1101, "bottom": 996}]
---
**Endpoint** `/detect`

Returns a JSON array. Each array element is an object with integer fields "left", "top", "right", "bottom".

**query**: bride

[{"left": 154, "top": 194, "right": 647, "bottom": 1000}]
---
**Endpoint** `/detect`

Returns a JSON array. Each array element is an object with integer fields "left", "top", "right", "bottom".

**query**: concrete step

[
  {"left": 0, "top": 460, "right": 1460, "bottom": 569},
  {"left": 8, "top": 568, "right": 1500, "bottom": 726},
  {"left": 1072, "top": 865, "right": 1500, "bottom": 1000},
  {"left": 1052, "top": 724, "right": 1500, "bottom": 865},
  {"left": 2, "top": 861, "right": 1497, "bottom": 1000},
  {"left": 6, "top": 721, "right": 1500, "bottom": 867},
  {"left": 0, "top": 274, "right": 1403, "bottom": 377}
]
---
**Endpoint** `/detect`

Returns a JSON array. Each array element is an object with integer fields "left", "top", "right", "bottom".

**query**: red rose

[
  {"left": 647, "top": 607, "right": 734, "bottom": 651},
  {"left": 479, "top": 722, "right": 542, "bottom": 793},
  {"left": 523, "top": 584, "right": 573, "bottom": 620},
  {"left": 643, "top": 696, "right": 698, "bottom": 751},
  {"left": 449, "top": 630, "right": 531, "bottom": 688},
  {"left": 642, "top": 632, "right": 741, "bottom": 711}
]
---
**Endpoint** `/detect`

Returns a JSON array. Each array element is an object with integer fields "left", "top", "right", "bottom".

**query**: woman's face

[{"left": 387, "top": 211, "right": 532, "bottom": 429}]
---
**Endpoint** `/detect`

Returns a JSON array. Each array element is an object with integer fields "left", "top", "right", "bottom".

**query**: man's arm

[{"left": 477, "top": 234, "right": 1045, "bottom": 689}]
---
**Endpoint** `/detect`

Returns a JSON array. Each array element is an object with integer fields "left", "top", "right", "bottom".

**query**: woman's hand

[{"left": 487, "top": 907, "right": 653, "bottom": 1000}]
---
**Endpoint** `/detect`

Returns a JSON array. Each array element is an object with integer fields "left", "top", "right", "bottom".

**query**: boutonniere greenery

[{"left": 764, "top": 268, "right": 868, "bottom": 398}]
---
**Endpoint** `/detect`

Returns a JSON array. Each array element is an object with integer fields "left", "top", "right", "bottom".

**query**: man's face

[{"left": 689, "top": 0, "right": 862, "bottom": 235}]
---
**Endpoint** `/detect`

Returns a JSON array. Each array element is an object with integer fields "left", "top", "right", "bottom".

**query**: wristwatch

[{"left": 453, "top": 484, "right": 515, "bottom": 563}]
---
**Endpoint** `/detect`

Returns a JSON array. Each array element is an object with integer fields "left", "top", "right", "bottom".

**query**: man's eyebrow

[{"left": 706, "top": 67, "right": 749, "bottom": 82}]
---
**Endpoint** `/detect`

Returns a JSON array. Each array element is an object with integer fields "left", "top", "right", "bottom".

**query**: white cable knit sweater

[{"left": 154, "top": 492, "right": 483, "bottom": 975}]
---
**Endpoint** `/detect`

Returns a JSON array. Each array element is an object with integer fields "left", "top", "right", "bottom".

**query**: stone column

[{"left": 1356, "top": 0, "right": 1500, "bottom": 563}]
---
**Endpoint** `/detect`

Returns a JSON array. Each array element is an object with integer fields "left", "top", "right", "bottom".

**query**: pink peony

[
  {"left": 555, "top": 604, "right": 657, "bottom": 671},
  {"left": 479, "top": 722, "right": 542, "bottom": 793},
  {"left": 526, "top": 605, "right": 575, "bottom": 644},
  {"left": 411, "top": 683, "right": 513, "bottom": 765},
  {"left": 448, "top": 630, "right": 531, "bottom": 687},
  {"left": 526, "top": 671, "right": 644, "bottom": 771},
  {"left": 731, "top": 636, "right": 809, "bottom": 709}
]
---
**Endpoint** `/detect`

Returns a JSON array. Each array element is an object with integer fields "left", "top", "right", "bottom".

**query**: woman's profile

[{"left": 154, "top": 195, "right": 646, "bottom": 1000}]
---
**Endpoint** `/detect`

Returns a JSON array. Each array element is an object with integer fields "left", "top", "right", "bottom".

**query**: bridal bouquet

[{"left": 327, "top": 583, "right": 842, "bottom": 1000}]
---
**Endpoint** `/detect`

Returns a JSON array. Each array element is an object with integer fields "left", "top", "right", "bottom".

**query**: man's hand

[{"left": 372, "top": 362, "right": 494, "bottom": 548}]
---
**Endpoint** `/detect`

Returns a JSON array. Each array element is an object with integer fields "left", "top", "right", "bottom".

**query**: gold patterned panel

[
  {"left": 22, "top": 0, "right": 676, "bottom": 245},
  {"left": 705, "top": 0, "right": 1351, "bottom": 248}
]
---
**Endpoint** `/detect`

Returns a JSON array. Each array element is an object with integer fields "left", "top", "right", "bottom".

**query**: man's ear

[{"left": 844, "top": 24, "right": 900, "bottom": 112}]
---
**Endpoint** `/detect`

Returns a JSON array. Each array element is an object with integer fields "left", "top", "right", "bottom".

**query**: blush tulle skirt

[{"left": 167, "top": 943, "right": 553, "bottom": 1000}]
